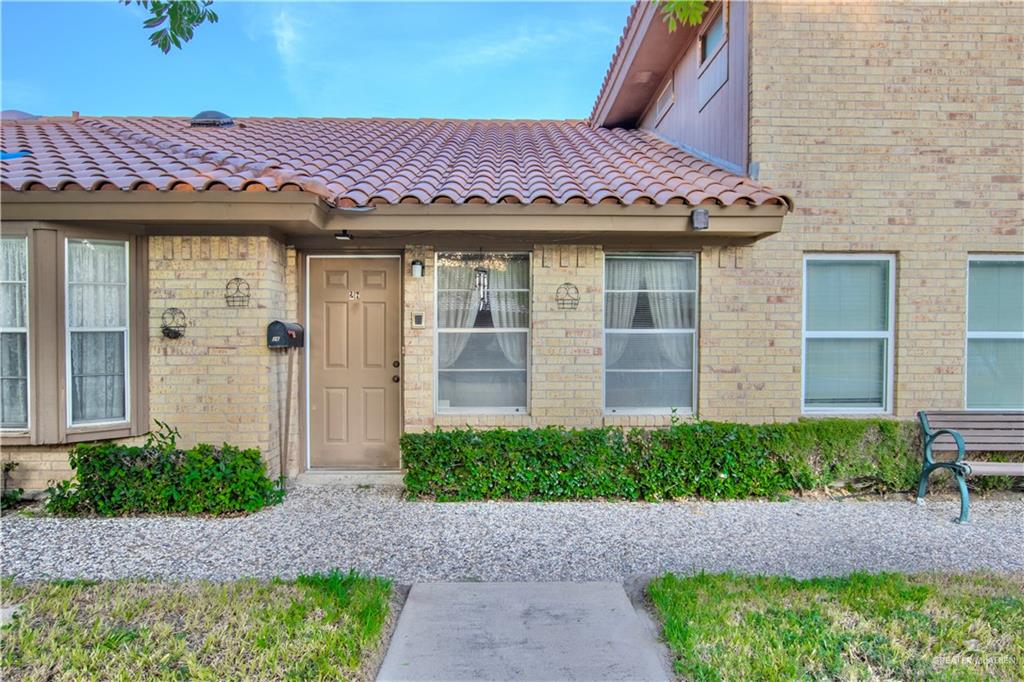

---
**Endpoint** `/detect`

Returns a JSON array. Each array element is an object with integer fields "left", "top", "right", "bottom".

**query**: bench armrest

[{"left": 924, "top": 428, "right": 966, "bottom": 463}]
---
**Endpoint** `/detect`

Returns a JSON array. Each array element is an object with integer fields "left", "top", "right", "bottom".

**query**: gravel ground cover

[{"left": 2, "top": 487, "right": 1021, "bottom": 582}]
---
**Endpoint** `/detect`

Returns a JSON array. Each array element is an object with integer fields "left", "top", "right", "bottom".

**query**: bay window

[
  {"left": 966, "top": 256, "right": 1024, "bottom": 409},
  {"left": 604, "top": 254, "right": 697, "bottom": 413},
  {"left": 436, "top": 253, "right": 529, "bottom": 412},
  {"left": 803, "top": 255, "right": 895, "bottom": 413},
  {"left": 0, "top": 224, "right": 146, "bottom": 445}
]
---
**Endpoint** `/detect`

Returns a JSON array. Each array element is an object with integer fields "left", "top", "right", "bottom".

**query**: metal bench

[{"left": 916, "top": 410, "right": 1024, "bottom": 523}]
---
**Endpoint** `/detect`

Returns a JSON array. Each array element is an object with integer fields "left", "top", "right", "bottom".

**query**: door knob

[
  {"left": 393, "top": 360, "right": 400, "bottom": 368},
  {"left": 392, "top": 375, "right": 400, "bottom": 383}
]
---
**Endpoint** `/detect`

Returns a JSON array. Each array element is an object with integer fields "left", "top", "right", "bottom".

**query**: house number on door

[{"left": 348, "top": 290, "right": 360, "bottom": 300}]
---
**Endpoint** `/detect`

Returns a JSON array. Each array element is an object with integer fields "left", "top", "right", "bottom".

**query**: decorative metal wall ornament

[
  {"left": 160, "top": 308, "right": 187, "bottom": 339},
  {"left": 225, "top": 278, "right": 251, "bottom": 307},
  {"left": 555, "top": 283, "right": 580, "bottom": 310}
]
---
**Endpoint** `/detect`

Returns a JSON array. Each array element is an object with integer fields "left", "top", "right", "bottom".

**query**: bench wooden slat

[
  {"left": 964, "top": 461, "right": 1024, "bottom": 477},
  {"left": 933, "top": 432, "right": 1024, "bottom": 438},
  {"left": 927, "top": 412, "right": 1023, "bottom": 419},
  {"left": 940, "top": 439, "right": 1024, "bottom": 447},
  {"left": 928, "top": 423, "right": 1024, "bottom": 432},
  {"left": 926, "top": 411, "right": 1024, "bottom": 417},
  {"left": 927, "top": 419, "right": 1024, "bottom": 427},
  {"left": 931, "top": 427, "right": 1024, "bottom": 434}
]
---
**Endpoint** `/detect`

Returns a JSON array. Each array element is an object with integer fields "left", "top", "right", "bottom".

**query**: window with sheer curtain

[
  {"left": 966, "top": 257, "right": 1024, "bottom": 409},
  {"left": 803, "top": 256, "right": 894, "bottom": 412},
  {"left": 436, "top": 253, "right": 529, "bottom": 412},
  {"left": 604, "top": 254, "right": 697, "bottom": 413},
  {"left": 66, "top": 239, "right": 129, "bottom": 425},
  {"left": 1, "top": 237, "right": 29, "bottom": 429}
]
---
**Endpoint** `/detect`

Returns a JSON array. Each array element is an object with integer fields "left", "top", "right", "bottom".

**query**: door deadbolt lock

[
  {"left": 392, "top": 360, "right": 400, "bottom": 368},
  {"left": 392, "top": 375, "right": 400, "bottom": 383}
]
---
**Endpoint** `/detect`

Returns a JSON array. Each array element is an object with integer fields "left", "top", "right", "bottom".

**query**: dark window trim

[
  {"left": 698, "top": 2, "right": 728, "bottom": 75},
  {"left": 0, "top": 222, "right": 149, "bottom": 446}
]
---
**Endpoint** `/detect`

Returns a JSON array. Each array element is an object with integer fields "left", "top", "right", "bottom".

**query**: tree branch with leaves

[
  {"left": 659, "top": 0, "right": 708, "bottom": 32},
  {"left": 123, "top": 0, "right": 218, "bottom": 53},
  {"left": 124, "top": 0, "right": 704, "bottom": 55}
]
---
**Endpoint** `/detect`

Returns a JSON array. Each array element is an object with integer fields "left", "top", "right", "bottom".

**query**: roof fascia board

[
  {"left": 1, "top": 190, "right": 785, "bottom": 239},
  {"left": 592, "top": 2, "right": 658, "bottom": 127}
]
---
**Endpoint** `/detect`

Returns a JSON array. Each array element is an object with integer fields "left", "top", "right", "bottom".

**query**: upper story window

[
  {"left": 654, "top": 80, "right": 674, "bottom": 124},
  {"left": 966, "top": 256, "right": 1024, "bottom": 409},
  {"left": 604, "top": 254, "right": 698, "bottom": 414},
  {"left": 803, "top": 255, "right": 895, "bottom": 413},
  {"left": 66, "top": 239, "right": 130, "bottom": 425},
  {"left": 436, "top": 253, "right": 529, "bottom": 413},
  {"left": 0, "top": 236, "right": 29, "bottom": 429},
  {"left": 700, "top": 5, "right": 726, "bottom": 65}
]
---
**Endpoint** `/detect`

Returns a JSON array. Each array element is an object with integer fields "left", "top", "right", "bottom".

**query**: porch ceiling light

[{"left": 334, "top": 230, "right": 354, "bottom": 241}]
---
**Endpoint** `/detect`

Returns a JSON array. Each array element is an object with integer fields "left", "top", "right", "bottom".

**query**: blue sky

[{"left": 1, "top": 1, "right": 631, "bottom": 119}]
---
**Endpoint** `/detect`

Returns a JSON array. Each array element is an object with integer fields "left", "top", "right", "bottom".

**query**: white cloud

[
  {"left": 272, "top": 10, "right": 300, "bottom": 66},
  {"left": 434, "top": 22, "right": 615, "bottom": 70}
]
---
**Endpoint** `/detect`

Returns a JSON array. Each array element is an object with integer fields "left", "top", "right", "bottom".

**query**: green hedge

[
  {"left": 46, "top": 440, "right": 284, "bottom": 516},
  {"left": 401, "top": 418, "right": 1015, "bottom": 501}
]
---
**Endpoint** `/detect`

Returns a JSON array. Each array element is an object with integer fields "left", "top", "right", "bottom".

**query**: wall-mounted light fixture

[
  {"left": 691, "top": 208, "right": 710, "bottom": 231},
  {"left": 410, "top": 259, "right": 425, "bottom": 278},
  {"left": 334, "top": 230, "right": 353, "bottom": 241}
]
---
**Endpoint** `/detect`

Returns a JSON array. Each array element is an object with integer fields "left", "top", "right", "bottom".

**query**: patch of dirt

[{"left": 360, "top": 583, "right": 410, "bottom": 682}]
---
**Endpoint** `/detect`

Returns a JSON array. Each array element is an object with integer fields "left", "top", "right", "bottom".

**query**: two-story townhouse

[{"left": 1, "top": 1, "right": 1020, "bottom": 491}]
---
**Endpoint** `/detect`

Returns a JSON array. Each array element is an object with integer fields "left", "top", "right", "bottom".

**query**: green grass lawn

[
  {"left": 648, "top": 572, "right": 1023, "bottom": 681},
  {"left": 1, "top": 571, "right": 392, "bottom": 681}
]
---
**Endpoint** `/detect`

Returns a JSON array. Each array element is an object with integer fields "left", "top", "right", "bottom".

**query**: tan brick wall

[
  {"left": 528, "top": 245, "right": 604, "bottom": 428},
  {"left": 5, "top": 235, "right": 299, "bottom": 491},
  {"left": 2, "top": 446, "right": 73, "bottom": 492},
  {"left": 148, "top": 235, "right": 298, "bottom": 478},
  {"left": 692, "top": 0, "right": 1023, "bottom": 422}
]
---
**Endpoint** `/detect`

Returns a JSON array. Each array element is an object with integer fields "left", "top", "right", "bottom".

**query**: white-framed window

[
  {"left": 0, "top": 236, "right": 29, "bottom": 430},
  {"left": 65, "top": 238, "right": 130, "bottom": 426},
  {"left": 802, "top": 254, "right": 895, "bottom": 413},
  {"left": 604, "top": 253, "right": 698, "bottom": 414},
  {"left": 435, "top": 252, "right": 529, "bottom": 413},
  {"left": 966, "top": 255, "right": 1024, "bottom": 410}
]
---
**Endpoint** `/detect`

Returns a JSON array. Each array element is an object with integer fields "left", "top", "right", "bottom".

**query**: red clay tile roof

[{"left": 0, "top": 117, "right": 788, "bottom": 208}]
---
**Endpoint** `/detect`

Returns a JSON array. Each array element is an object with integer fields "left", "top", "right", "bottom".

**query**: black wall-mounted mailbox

[{"left": 267, "top": 321, "right": 304, "bottom": 349}]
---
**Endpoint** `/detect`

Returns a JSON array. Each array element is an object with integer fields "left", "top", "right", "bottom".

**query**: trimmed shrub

[
  {"left": 402, "top": 418, "right": 1016, "bottom": 501},
  {"left": 46, "top": 436, "right": 284, "bottom": 516}
]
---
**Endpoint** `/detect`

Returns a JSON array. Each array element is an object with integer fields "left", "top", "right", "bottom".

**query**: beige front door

[{"left": 308, "top": 257, "right": 401, "bottom": 469}]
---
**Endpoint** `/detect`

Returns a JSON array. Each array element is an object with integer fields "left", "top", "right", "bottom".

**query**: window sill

[
  {"left": 802, "top": 408, "right": 892, "bottom": 417},
  {"left": 435, "top": 409, "right": 528, "bottom": 416},
  {"left": 65, "top": 423, "right": 134, "bottom": 444},
  {"left": 604, "top": 409, "right": 695, "bottom": 416},
  {"left": 0, "top": 431, "right": 32, "bottom": 447}
]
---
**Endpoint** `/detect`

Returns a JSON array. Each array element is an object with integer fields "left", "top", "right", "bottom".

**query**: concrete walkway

[{"left": 377, "top": 582, "right": 670, "bottom": 682}]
